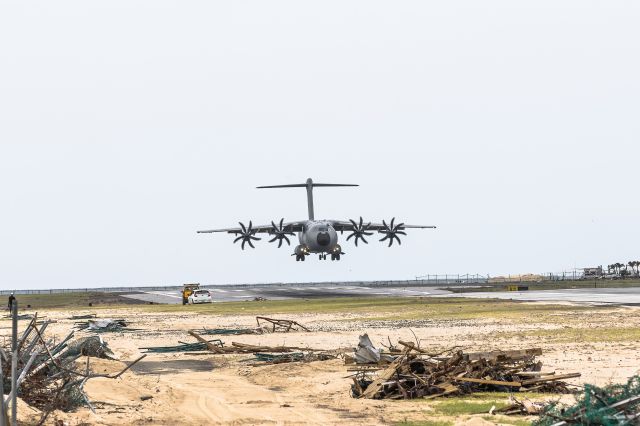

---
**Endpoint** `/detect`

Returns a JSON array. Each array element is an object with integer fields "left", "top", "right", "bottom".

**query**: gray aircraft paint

[{"left": 197, "top": 178, "right": 435, "bottom": 260}]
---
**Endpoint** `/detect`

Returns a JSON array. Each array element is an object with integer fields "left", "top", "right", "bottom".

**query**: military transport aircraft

[{"left": 197, "top": 178, "right": 436, "bottom": 261}]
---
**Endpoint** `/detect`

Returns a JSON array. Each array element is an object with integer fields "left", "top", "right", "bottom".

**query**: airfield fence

[{"left": 0, "top": 270, "right": 614, "bottom": 295}]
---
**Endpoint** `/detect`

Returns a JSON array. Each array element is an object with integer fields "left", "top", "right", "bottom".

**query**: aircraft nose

[{"left": 317, "top": 232, "right": 330, "bottom": 246}]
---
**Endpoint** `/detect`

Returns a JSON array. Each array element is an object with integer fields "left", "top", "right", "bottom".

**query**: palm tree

[{"left": 614, "top": 262, "right": 625, "bottom": 276}]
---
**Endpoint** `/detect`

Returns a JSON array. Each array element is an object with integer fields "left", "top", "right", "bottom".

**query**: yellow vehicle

[{"left": 182, "top": 283, "right": 201, "bottom": 305}]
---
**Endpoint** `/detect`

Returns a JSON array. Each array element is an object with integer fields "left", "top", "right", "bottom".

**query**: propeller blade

[
  {"left": 239, "top": 222, "right": 247, "bottom": 233},
  {"left": 234, "top": 235, "right": 243, "bottom": 243},
  {"left": 248, "top": 240, "right": 255, "bottom": 249},
  {"left": 277, "top": 239, "right": 283, "bottom": 248},
  {"left": 283, "top": 235, "right": 290, "bottom": 245}
]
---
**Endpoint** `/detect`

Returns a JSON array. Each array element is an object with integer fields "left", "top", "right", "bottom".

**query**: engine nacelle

[{"left": 294, "top": 245, "right": 310, "bottom": 256}]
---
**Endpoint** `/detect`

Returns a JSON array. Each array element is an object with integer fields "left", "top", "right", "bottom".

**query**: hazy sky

[{"left": 1, "top": 1, "right": 639, "bottom": 289}]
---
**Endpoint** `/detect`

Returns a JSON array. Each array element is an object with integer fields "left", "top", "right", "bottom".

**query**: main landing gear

[
  {"left": 294, "top": 252, "right": 341, "bottom": 261},
  {"left": 318, "top": 253, "right": 340, "bottom": 260}
]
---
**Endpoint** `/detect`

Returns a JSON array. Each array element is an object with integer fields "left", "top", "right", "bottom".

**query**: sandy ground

[{"left": 10, "top": 303, "right": 640, "bottom": 425}]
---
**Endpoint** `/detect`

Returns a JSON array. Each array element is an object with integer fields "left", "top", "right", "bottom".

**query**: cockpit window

[{"left": 318, "top": 226, "right": 327, "bottom": 231}]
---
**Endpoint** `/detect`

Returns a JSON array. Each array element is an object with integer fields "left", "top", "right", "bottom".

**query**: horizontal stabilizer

[
  {"left": 256, "top": 178, "right": 357, "bottom": 220},
  {"left": 257, "top": 183, "right": 358, "bottom": 189}
]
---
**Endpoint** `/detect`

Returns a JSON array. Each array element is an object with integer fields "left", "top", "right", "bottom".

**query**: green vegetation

[
  {"left": 4, "top": 292, "right": 143, "bottom": 310},
  {"left": 433, "top": 399, "right": 508, "bottom": 415},
  {"left": 9, "top": 292, "right": 605, "bottom": 325},
  {"left": 392, "top": 393, "right": 545, "bottom": 425},
  {"left": 503, "top": 326, "right": 640, "bottom": 343},
  {"left": 141, "top": 296, "right": 597, "bottom": 320}
]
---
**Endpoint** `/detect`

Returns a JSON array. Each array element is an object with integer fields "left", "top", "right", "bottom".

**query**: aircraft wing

[
  {"left": 330, "top": 220, "right": 436, "bottom": 232},
  {"left": 197, "top": 221, "right": 305, "bottom": 234}
]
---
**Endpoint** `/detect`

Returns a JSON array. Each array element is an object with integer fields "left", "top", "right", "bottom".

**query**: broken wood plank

[
  {"left": 464, "top": 348, "right": 543, "bottom": 361},
  {"left": 359, "top": 348, "right": 411, "bottom": 399},
  {"left": 522, "top": 373, "right": 581, "bottom": 385},
  {"left": 188, "top": 330, "right": 225, "bottom": 353}
]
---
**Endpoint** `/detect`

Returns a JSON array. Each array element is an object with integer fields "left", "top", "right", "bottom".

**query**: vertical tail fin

[{"left": 257, "top": 178, "right": 358, "bottom": 220}]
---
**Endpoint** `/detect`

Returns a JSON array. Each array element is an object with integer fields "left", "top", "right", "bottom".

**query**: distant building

[{"left": 583, "top": 266, "right": 603, "bottom": 278}]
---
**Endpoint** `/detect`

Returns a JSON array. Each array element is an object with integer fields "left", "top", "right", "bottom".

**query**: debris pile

[
  {"left": 197, "top": 316, "right": 310, "bottom": 336},
  {"left": 492, "top": 396, "right": 546, "bottom": 416},
  {"left": 534, "top": 374, "right": 640, "bottom": 425},
  {"left": 75, "top": 318, "right": 134, "bottom": 332},
  {"left": 68, "top": 313, "right": 97, "bottom": 320},
  {"left": 141, "top": 330, "right": 336, "bottom": 365},
  {"left": 256, "top": 316, "right": 310, "bottom": 333},
  {"left": 199, "top": 328, "right": 258, "bottom": 336},
  {"left": 141, "top": 339, "right": 224, "bottom": 353},
  {"left": 345, "top": 334, "right": 396, "bottom": 364},
  {"left": 246, "top": 351, "right": 337, "bottom": 366},
  {"left": 188, "top": 330, "right": 322, "bottom": 354},
  {"left": 1, "top": 313, "right": 145, "bottom": 424},
  {"left": 350, "top": 341, "right": 579, "bottom": 400}
]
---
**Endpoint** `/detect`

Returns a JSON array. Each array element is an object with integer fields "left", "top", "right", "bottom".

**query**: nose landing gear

[
  {"left": 330, "top": 253, "right": 341, "bottom": 261},
  {"left": 295, "top": 254, "right": 306, "bottom": 261}
]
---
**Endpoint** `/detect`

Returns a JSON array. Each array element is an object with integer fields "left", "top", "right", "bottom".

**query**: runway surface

[
  {"left": 445, "top": 287, "right": 640, "bottom": 305},
  {"left": 121, "top": 285, "right": 640, "bottom": 306},
  {"left": 122, "top": 285, "right": 450, "bottom": 304}
]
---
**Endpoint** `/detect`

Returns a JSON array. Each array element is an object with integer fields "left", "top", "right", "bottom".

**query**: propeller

[
  {"left": 268, "top": 218, "right": 295, "bottom": 248},
  {"left": 233, "top": 221, "right": 261, "bottom": 250},
  {"left": 378, "top": 217, "right": 406, "bottom": 247},
  {"left": 346, "top": 217, "right": 373, "bottom": 246}
]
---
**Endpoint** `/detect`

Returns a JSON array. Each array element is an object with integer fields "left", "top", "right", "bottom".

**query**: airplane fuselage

[{"left": 295, "top": 220, "right": 341, "bottom": 255}]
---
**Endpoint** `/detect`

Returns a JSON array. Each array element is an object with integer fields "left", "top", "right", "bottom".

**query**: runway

[
  {"left": 445, "top": 287, "right": 640, "bottom": 305},
  {"left": 121, "top": 285, "right": 451, "bottom": 304},
  {"left": 120, "top": 285, "right": 640, "bottom": 306}
]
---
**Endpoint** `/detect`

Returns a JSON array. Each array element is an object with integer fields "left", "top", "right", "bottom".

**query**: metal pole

[
  {"left": 0, "top": 333, "right": 5, "bottom": 426},
  {"left": 10, "top": 301, "right": 17, "bottom": 426}
]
